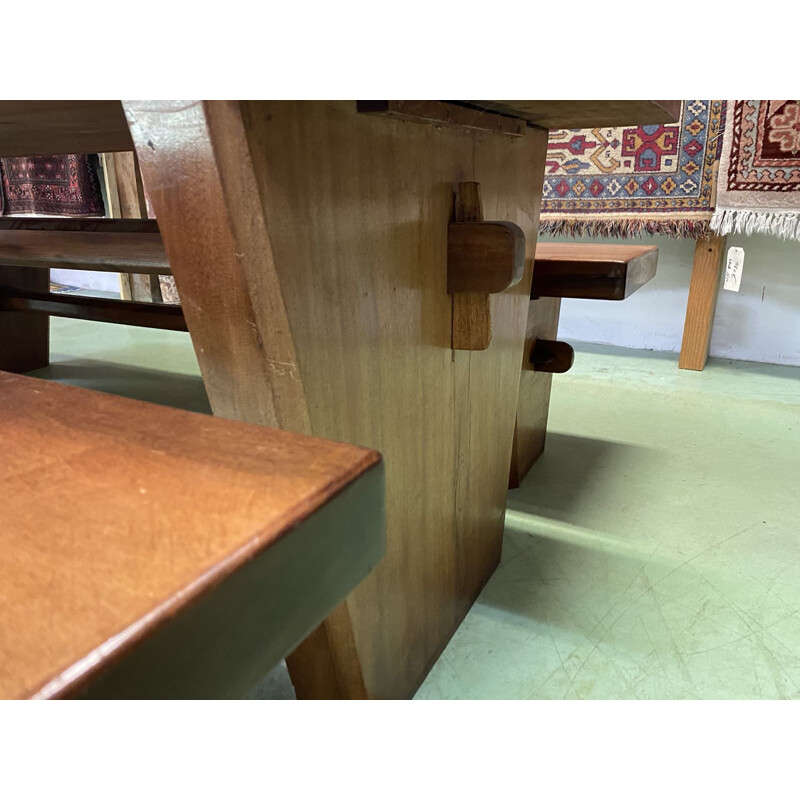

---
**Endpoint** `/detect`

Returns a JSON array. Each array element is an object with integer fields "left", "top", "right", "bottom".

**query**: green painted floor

[
  {"left": 35, "top": 318, "right": 800, "bottom": 699},
  {"left": 30, "top": 316, "right": 210, "bottom": 413},
  {"left": 416, "top": 344, "right": 800, "bottom": 699}
]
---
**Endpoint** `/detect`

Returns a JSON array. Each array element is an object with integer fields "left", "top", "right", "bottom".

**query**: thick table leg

[
  {"left": 126, "top": 100, "right": 546, "bottom": 699},
  {"left": 0, "top": 266, "right": 49, "bottom": 372},
  {"left": 679, "top": 235, "right": 726, "bottom": 371},
  {"left": 125, "top": 100, "right": 367, "bottom": 699}
]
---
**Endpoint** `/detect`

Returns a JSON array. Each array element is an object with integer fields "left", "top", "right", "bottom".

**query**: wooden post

[
  {"left": 102, "top": 151, "right": 163, "bottom": 302},
  {"left": 125, "top": 100, "right": 546, "bottom": 699},
  {"left": 679, "top": 235, "right": 726, "bottom": 371},
  {"left": 0, "top": 266, "right": 49, "bottom": 372}
]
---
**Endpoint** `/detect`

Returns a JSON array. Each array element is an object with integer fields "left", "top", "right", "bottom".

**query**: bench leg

[
  {"left": 0, "top": 266, "right": 49, "bottom": 372},
  {"left": 679, "top": 235, "right": 726, "bottom": 371},
  {"left": 509, "top": 296, "right": 561, "bottom": 488}
]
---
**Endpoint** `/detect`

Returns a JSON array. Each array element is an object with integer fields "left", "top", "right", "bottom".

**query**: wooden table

[
  {"left": 0, "top": 100, "right": 678, "bottom": 699},
  {"left": 0, "top": 371, "right": 383, "bottom": 699}
]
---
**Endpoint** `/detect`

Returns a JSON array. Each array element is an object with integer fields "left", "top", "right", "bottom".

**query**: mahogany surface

[{"left": 0, "top": 372, "right": 383, "bottom": 699}]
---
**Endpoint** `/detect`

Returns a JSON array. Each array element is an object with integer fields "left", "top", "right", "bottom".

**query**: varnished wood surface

[
  {"left": 448, "top": 222, "right": 525, "bottom": 294},
  {"left": 530, "top": 339, "right": 574, "bottom": 373},
  {"left": 357, "top": 101, "right": 527, "bottom": 136},
  {"left": 509, "top": 297, "right": 561, "bottom": 489},
  {"left": 0, "top": 266, "right": 49, "bottom": 372},
  {"left": 108, "top": 151, "right": 149, "bottom": 219},
  {"left": 240, "top": 101, "right": 547, "bottom": 697},
  {"left": 0, "top": 371, "right": 383, "bottom": 699},
  {"left": 466, "top": 100, "right": 681, "bottom": 129},
  {"left": 0, "top": 290, "right": 187, "bottom": 331},
  {"left": 0, "top": 219, "right": 168, "bottom": 274},
  {"left": 533, "top": 242, "right": 658, "bottom": 301},
  {"left": 101, "top": 150, "right": 160, "bottom": 301},
  {"left": 0, "top": 100, "right": 678, "bottom": 159},
  {"left": 128, "top": 99, "right": 547, "bottom": 698},
  {"left": 0, "top": 218, "right": 159, "bottom": 233},
  {"left": 125, "top": 100, "right": 369, "bottom": 699},
  {"left": 449, "top": 181, "right": 518, "bottom": 350},
  {"left": 679, "top": 235, "right": 725, "bottom": 371},
  {"left": 0, "top": 101, "right": 133, "bottom": 157}
]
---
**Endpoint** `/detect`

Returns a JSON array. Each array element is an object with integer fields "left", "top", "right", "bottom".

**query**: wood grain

[
  {"left": 130, "top": 100, "right": 547, "bottom": 697},
  {"left": 102, "top": 150, "right": 162, "bottom": 302},
  {"left": 0, "top": 101, "right": 677, "bottom": 158},
  {"left": 448, "top": 222, "right": 525, "bottom": 294},
  {"left": 0, "top": 371, "right": 383, "bottom": 700},
  {"left": 110, "top": 151, "right": 149, "bottom": 218},
  {"left": 125, "top": 100, "right": 368, "bottom": 699},
  {"left": 679, "top": 235, "right": 726, "bottom": 371},
  {"left": 509, "top": 297, "right": 561, "bottom": 488},
  {"left": 449, "top": 181, "right": 520, "bottom": 351},
  {"left": 0, "top": 290, "right": 187, "bottom": 331},
  {"left": 0, "top": 266, "right": 49, "bottom": 372},
  {"left": 357, "top": 101, "right": 526, "bottom": 136},
  {"left": 466, "top": 100, "right": 681, "bottom": 129},
  {"left": 238, "top": 101, "right": 546, "bottom": 697},
  {"left": 452, "top": 292, "right": 492, "bottom": 350},
  {"left": 0, "top": 221, "right": 168, "bottom": 274},
  {"left": 0, "top": 101, "right": 133, "bottom": 157},
  {"left": 532, "top": 242, "right": 658, "bottom": 300}
]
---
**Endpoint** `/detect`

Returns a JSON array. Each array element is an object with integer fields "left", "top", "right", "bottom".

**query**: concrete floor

[{"left": 36, "top": 318, "right": 800, "bottom": 699}]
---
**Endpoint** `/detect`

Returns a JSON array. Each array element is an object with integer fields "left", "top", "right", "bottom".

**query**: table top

[
  {"left": 0, "top": 100, "right": 681, "bottom": 157},
  {"left": 0, "top": 371, "right": 382, "bottom": 698},
  {"left": 467, "top": 100, "right": 680, "bottom": 129}
]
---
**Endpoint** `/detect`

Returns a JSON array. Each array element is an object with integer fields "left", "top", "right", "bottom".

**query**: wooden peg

[
  {"left": 529, "top": 338, "right": 574, "bottom": 374},
  {"left": 448, "top": 182, "right": 525, "bottom": 351}
]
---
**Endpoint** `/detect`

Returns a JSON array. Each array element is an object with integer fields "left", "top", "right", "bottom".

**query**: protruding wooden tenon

[
  {"left": 448, "top": 182, "right": 525, "bottom": 350},
  {"left": 529, "top": 338, "right": 574, "bottom": 374}
]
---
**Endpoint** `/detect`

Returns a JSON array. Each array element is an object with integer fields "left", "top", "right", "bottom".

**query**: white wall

[
  {"left": 51, "top": 268, "right": 121, "bottom": 294},
  {"left": 545, "top": 232, "right": 800, "bottom": 367}
]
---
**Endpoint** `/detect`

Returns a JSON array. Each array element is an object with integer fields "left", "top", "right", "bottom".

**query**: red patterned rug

[
  {"left": 0, "top": 154, "right": 104, "bottom": 216},
  {"left": 539, "top": 101, "right": 726, "bottom": 239},
  {"left": 712, "top": 101, "right": 800, "bottom": 240}
]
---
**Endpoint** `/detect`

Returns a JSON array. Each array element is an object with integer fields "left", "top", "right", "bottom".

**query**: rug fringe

[
  {"left": 538, "top": 218, "right": 713, "bottom": 240},
  {"left": 710, "top": 208, "right": 800, "bottom": 241}
]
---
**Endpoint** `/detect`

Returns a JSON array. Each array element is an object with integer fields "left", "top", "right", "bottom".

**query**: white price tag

[{"left": 724, "top": 246, "right": 745, "bottom": 292}]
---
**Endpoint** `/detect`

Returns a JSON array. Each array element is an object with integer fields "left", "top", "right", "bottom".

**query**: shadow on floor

[
  {"left": 28, "top": 359, "right": 212, "bottom": 415},
  {"left": 508, "top": 432, "right": 657, "bottom": 525},
  {"left": 479, "top": 508, "right": 664, "bottom": 629}
]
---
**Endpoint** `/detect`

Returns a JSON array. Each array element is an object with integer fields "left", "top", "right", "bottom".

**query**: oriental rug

[
  {"left": 540, "top": 101, "right": 726, "bottom": 239},
  {"left": 0, "top": 154, "right": 104, "bottom": 216},
  {"left": 711, "top": 101, "right": 800, "bottom": 241}
]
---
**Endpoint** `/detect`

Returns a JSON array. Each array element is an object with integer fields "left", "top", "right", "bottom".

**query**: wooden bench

[
  {"left": 510, "top": 242, "right": 658, "bottom": 488},
  {"left": 0, "top": 216, "right": 177, "bottom": 372},
  {"left": 531, "top": 243, "right": 659, "bottom": 301},
  {"left": 0, "top": 371, "right": 384, "bottom": 699}
]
